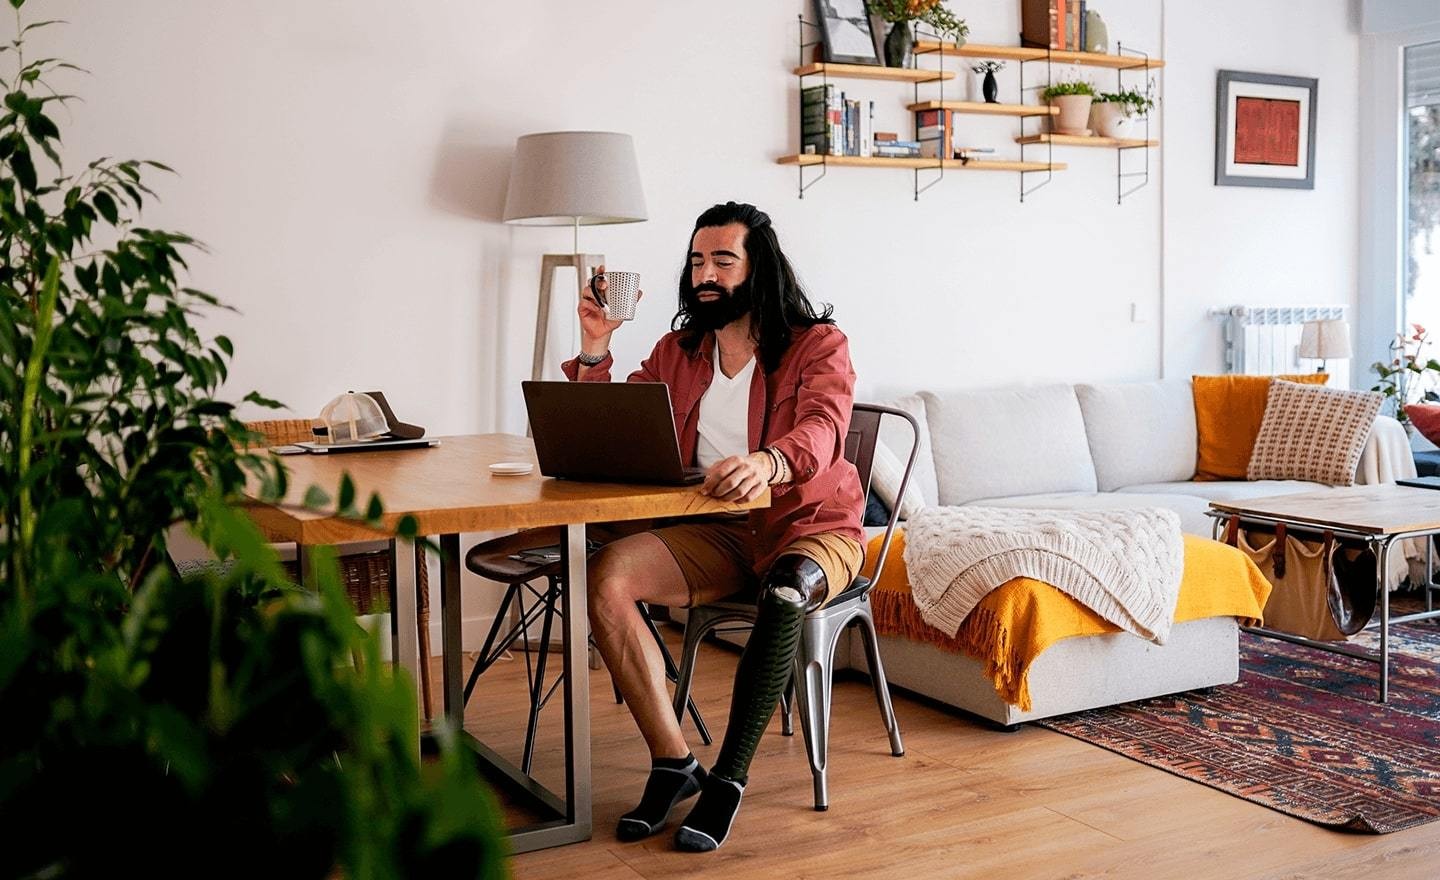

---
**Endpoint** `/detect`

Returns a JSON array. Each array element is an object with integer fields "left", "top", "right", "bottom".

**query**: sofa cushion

[
  {"left": 1248, "top": 381, "right": 1383, "bottom": 486},
  {"left": 922, "top": 384, "right": 1097, "bottom": 506},
  {"left": 1115, "top": 480, "right": 1325, "bottom": 502},
  {"left": 1192, "top": 373, "right": 1329, "bottom": 480},
  {"left": 1076, "top": 380, "right": 1197, "bottom": 491},
  {"left": 964, "top": 491, "right": 1214, "bottom": 537},
  {"left": 877, "top": 393, "right": 938, "bottom": 508},
  {"left": 1405, "top": 404, "right": 1440, "bottom": 446}
]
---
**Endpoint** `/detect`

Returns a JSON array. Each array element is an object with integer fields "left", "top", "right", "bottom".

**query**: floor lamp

[{"left": 502, "top": 131, "right": 648, "bottom": 382}]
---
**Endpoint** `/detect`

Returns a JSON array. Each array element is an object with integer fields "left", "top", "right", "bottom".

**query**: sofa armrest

[{"left": 1356, "top": 414, "right": 1417, "bottom": 484}]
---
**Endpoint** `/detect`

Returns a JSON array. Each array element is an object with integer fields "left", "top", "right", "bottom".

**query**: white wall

[
  {"left": 8, "top": 0, "right": 1360, "bottom": 645},
  {"left": 1161, "top": 0, "right": 1362, "bottom": 382}
]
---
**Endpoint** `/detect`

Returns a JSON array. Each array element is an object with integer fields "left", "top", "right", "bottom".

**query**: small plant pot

[
  {"left": 1091, "top": 102, "right": 1132, "bottom": 138},
  {"left": 1051, "top": 95, "right": 1093, "bottom": 136}
]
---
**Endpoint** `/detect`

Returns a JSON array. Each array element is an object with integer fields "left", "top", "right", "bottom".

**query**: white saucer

[{"left": 488, "top": 461, "right": 534, "bottom": 476}]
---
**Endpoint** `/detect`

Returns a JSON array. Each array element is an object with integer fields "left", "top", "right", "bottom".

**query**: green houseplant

[
  {"left": 1092, "top": 84, "right": 1155, "bottom": 138},
  {"left": 0, "top": 3, "right": 503, "bottom": 876},
  {"left": 1041, "top": 79, "right": 1096, "bottom": 136},
  {"left": 867, "top": 0, "right": 969, "bottom": 68},
  {"left": 1371, "top": 323, "right": 1440, "bottom": 424}
]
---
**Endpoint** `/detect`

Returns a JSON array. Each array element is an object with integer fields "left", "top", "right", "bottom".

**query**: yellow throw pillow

[{"left": 1192, "top": 373, "right": 1329, "bottom": 481}]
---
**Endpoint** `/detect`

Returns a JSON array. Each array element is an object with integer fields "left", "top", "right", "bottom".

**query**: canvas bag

[{"left": 1223, "top": 516, "right": 1377, "bottom": 641}]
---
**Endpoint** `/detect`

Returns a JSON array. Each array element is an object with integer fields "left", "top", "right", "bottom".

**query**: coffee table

[{"left": 1208, "top": 484, "right": 1440, "bottom": 703}]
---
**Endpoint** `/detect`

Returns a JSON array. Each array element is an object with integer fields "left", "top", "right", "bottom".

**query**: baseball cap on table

[
  {"left": 313, "top": 392, "right": 388, "bottom": 444},
  {"left": 311, "top": 390, "right": 427, "bottom": 444}
]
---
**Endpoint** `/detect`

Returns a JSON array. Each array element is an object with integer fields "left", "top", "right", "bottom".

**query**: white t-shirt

[{"left": 695, "top": 347, "right": 756, "bottom": 470}]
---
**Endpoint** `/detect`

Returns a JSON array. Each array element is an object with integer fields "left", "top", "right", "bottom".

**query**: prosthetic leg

[{"left": 674, "top": 555, "right": 828, "bottom": 852}]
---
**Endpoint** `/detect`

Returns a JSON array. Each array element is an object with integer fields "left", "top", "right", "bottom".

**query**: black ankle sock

[
  {"left": 674, "top": 772, "right": 746, "bottom": 852},
  {"left": 616, "top": 755, "right": 705, "bottom": 842}
]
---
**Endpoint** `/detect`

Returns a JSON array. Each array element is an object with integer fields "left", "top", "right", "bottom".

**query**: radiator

[{"left": 1212, "top": 305, "right": 1348, "bottom": 377}]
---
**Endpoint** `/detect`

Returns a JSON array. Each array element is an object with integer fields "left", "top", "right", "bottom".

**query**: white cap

[{"left": 314, "top": 392, "right": 388, "bottom": 444}]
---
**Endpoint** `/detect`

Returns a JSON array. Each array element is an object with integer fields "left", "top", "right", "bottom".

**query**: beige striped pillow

[{"left": 1247, "top": 380, "right": 1382, "bottom": 486}]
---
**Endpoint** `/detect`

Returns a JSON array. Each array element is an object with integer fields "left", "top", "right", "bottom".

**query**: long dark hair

[{"left": 673, "top": 202, "right": 834, "bottom": 372}]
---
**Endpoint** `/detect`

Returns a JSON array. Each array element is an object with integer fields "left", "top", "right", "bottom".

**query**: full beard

[{"left": 684, "top": 280, "right": 753, "bottom": 332}]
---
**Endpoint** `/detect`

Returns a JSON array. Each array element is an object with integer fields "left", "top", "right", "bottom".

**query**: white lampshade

[
  {"left": 1298, "top": 319, "right": 1352, "bottom": 360},
  {"left": 503, "top": 131, "right": 647, "bottom": 226}
]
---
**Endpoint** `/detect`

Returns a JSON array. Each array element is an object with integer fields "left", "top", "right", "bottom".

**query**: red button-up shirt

[{"left": 562, "top": 324, "right": 864, "bottom": 574}]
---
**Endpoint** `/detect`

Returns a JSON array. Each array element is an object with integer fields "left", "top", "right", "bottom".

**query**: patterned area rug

[{"left": 1038, "top": 606, "right": 1440, "bottom": 833}]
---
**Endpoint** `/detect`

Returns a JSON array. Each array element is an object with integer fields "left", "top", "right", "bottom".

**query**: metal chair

[
  {"left": 669, "top": 403, "right": 920, "bottom": 810},
  {"left": 463, "top": 530, "right": 712, "bottom": 775}
]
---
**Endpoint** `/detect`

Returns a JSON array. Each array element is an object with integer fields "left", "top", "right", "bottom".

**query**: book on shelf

[
  {"left": 1020, "top": 0, "right": 1061, "bottom": 50},
  {"left": 914, "top": 107, "right": 952, "bottom": 161},
  {"left": 874, "top": 139, "right": 921, "bottom": 158},
  {"left": 801, "top": 83, "right": 843, "bottom": 156},
  {"left": 1079, "top": 0, "right": 1088, "bottom": 51}
]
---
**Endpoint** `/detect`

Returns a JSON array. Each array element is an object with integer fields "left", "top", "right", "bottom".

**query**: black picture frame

[
  {"left": 1214, "top": 70, "right": 1318, "bottom": 190},
  {"left": 814, "top": 0, "right": 882, "bottom": 66}
]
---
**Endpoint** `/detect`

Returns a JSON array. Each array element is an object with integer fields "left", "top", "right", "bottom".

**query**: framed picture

[
  {"left": 814, "top": 0, "right": 882, "bottom": 66},
  {"left": 1215, "top": 70, "right": 1318, "bottom": 189}
]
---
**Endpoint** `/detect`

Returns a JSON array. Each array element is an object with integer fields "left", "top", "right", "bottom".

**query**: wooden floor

[{"left": 450, "top": 626, "right": 1440, "bottom": 880}]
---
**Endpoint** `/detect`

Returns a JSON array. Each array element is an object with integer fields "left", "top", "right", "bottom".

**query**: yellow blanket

[{"left": 864, "top": 531, "right": 1272, "bottom": 711}]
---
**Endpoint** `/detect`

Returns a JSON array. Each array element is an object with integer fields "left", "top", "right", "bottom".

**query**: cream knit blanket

[{"left": 902, "top": 506, "right": 1185, "bottom": 644}]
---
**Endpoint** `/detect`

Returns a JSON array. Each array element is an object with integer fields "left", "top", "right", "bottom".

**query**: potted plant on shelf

[
  {"left": 867, "top": 0, "right": 969, "bottom": 68},
  {"left": 1042, "top": 79, "right": 1096, "bottom": 136},
  {"left": 1092, "top": 83, "right": 1156, "bottom": 138},
  {"left": 971, "top": 60, "right": 1005, "bottom": 104}
]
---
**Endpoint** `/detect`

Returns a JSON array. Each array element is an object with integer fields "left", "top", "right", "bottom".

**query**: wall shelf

[
  {"left": 914, "top": 40, "right": 1165, "bottom": 70},
  {"left": 1016, "top": 133, "right": 1159, "bottom": 149},
  {"left": 778, "top": 154, "right": 1066, "bottom": 173},
  {"left": 793, "top": 62, "right": 954, "bottom": 83},
  {"left": 907, "top": 100, "right": 1057, "bottom": 118}
]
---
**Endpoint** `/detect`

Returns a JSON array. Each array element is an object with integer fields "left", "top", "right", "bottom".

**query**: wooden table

[
  {"left": 244, "top": 434, "right": 766, "bottom": 852},
  {"left": 1209, "top": 484, "right": 1440, "bottom": 702}
]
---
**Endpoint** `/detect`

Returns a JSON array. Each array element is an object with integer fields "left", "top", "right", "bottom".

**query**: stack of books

[
  {"left": 801, "top": 85, "right": 874, "bottom": 157},
  {"left": 915, "top": 108, "right": 952, "bottom": 160},
  {"left": 873, "top": 133, "right": 921, "bottom": 158},
  {"left": 1021, "top": 0, "right": 1089, "bottom": 51}
]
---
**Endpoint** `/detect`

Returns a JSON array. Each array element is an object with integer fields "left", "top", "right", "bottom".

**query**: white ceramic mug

[{"left": 597, "top": 270, "right": 640, "bottom": 321}]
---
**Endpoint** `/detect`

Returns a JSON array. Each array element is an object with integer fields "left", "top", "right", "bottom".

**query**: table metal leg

[
  {"left": 1379, "top": 537, "right": 1393, "bottom": 703},
  {"left": 440, "top": 534, "right": 464, "bottom": 722},
  {"left": 390, "top": 538, "right": 422, "bottom": 707},
  {"left": 427, "top": 524, "right": 592, "bottom": 854},
  {"left": 560, "top": 522, "right": 592, "bottom": 839}
]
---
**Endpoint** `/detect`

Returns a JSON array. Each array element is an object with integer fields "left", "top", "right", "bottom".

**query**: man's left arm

[{"left": 767, "top": 328, "right": 856, "bottom": 487}]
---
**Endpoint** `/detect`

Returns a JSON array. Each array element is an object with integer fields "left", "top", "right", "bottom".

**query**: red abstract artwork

[{"left": 1232, "top": 97, "right": 1301, "bottom": 166}]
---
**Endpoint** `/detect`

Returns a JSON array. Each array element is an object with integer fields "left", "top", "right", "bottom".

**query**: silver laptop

[{"left": 522, "top": 381, "right": 704, "bottom": 485}]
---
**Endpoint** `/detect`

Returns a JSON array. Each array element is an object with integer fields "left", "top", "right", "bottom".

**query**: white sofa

[{"left": 841, "top": 379, "right": 1415, "bottom": 726}]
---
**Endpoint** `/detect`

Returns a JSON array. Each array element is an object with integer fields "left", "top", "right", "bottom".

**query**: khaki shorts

[{"left": 651, "top": 515, "right": 864, "bottom": 608}]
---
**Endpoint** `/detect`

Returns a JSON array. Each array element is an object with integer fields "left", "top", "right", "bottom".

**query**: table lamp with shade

[
  {"left": 502, "top": 131, "right": 647, "bottom": 382},
  {"left": 1299, "top": 318, "right": 1351, "bottom": 373}
]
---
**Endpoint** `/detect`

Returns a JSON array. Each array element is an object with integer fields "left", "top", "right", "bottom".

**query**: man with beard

[{"left": 562, "top": 201, "right": 864, "bottom": 852}]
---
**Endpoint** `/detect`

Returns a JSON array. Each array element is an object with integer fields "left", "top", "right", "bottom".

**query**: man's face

[{"left": 685, "top": 223, "right": 752, "bottom": 330}]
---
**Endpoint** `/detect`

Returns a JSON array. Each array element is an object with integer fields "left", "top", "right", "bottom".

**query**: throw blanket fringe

[{"left": 903, "top": 506, "right": 1184, "bottom": 644}]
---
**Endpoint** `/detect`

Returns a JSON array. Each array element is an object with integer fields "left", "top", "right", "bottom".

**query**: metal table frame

[
  {"left": 299, "top": 524, "right": 592, "bottom": 854},
  {"left": 1207, "top": 509, "right": 1440, "bottom": 702}
]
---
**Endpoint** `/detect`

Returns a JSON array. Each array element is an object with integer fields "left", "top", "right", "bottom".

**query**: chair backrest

[
  {"left": 244, "top": 418, "right": 313, "bottom": 448},
  {"left": 846, "top": 403, "right": 920, "bottom": 593}
]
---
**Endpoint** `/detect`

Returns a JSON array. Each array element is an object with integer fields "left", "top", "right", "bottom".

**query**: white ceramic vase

[{"left": 1091, "top": 102, "right": 1131, "bottom": 138}]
